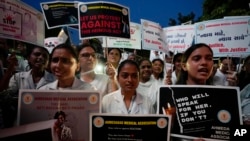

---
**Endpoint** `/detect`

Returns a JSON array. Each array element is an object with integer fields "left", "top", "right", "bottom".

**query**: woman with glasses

[
  {"left": 77, "top": 42, "right": 118, "bottom": 97},
  {"left": 39, "top": 43, "right": 93, "bottom": 90}
]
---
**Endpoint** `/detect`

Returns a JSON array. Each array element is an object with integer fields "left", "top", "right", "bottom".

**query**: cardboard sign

[
  {"left": 17, "top": 89, "right": 100, "bottom": 141},
  {"left": 90, "top": 113, "right": 171, "bottom": 141},
  {"left": 78, "top": 1, "right": 130, "bottom": 39},
  {"left": 158, "top": 85, "right": 242, "bottom": 140}
]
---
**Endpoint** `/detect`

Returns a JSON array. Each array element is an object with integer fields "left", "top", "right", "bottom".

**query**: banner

[
  {"left": 158, "top": 85, "right": 242, "bottom": 140},
  {"left": 17, "top": 89, "right": 100, "bottom": 141},
  {"left": 0, "top": 0, "right": 44, "bottom": 46},
  {"left": 78, "top": 1, "right": 130, "bottom": 39},
  {"left": 90, "top": 113, "right": 171, "bottom": 141},
  {"left": 195, "top": 17, "right": 250, "bottom": 58},
  {"left": 40, "top": 1, "right": 78, "bottom": 29},
  {"left": 141, "top": 19, "right": 168, "bottom": 53}
]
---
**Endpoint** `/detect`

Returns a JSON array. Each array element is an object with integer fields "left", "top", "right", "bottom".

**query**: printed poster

[
  {"left": 17, "top": 89, "right": 100, "bottom": 141},
  {"left": 40, "top": 1, "right": 79, "bottom": 29},
  {"left": 78, "top": 1, "right": 130, "bottom": 39},
  {"left": 163, "top": 25, "right": 195, "bottom": 53},
  {"left": 158, "top": 85, "right": 242, "bottom": 140},
  {"left": 90, "top": 113, "right": 171, "bottom": 141},
  {"left": 0, "top": 0, "right": 44, "bottom": 46},
  {"left": 141, "top": 19, "right": 168, "bottom": 53},
  {"left": 195, "top": 17, "right": 250, "bottom": 58},
  {"left": 105, "top": 22, "right": 141, "bottom": 49}
]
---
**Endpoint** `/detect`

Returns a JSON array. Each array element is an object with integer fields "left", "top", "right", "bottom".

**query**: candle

[
  {"left": 165, "top": 103, "right": 176, "bottom": 115},
  {"left": 165, "top": 103, "right": 176, "bottom": 129}
]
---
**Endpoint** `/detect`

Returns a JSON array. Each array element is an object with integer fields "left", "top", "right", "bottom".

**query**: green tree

[
  {"left": 168, "top": 0, "right": 250, "bottom": 26},
  {"left": 168, "top": 12, "right": 196, "bottom": 26},
  {"left": 201, "top": 0, "right": 250, "bottom": 21}
]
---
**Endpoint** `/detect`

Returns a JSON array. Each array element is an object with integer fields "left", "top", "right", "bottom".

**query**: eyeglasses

[{"left": 80, "top": 53, "right": 98, "bottom": 58}]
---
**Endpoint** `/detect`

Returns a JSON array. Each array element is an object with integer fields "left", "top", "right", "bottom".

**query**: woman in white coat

[
  {"left": 39, "top": 44, "right": 93, "bottom": 90},
  {"left": 102, "top": 60, "right": 155, "bottom": 114}
]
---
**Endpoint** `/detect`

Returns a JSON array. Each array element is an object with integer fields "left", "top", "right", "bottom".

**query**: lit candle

[{"left": 165, "top": 103, "right": 176, "bottom": 115}]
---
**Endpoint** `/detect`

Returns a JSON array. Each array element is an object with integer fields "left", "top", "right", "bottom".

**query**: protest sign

[
  {"left": 78, "top": 1, "right": 130, "bottom": 39},
  {"left": 40, "top": 1, "right": 78, "bottom": 29},
  {"left": 90, "top": 113, "right": 171, "bottom": 141},
  {"left": 158, "top": 85, "right": 242, "bottom": 140},
  {"left": 17, "top": 89, "right": 100, "bottom": 141},
  {"left": 195, "top": 17, "right": 250, "bottom": 58},
  {"left": 0, "top": 0, "right": 44, "bottom": 46}
]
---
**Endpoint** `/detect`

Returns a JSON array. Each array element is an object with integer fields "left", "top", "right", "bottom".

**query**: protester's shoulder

[
  {"left": 102, "top": 90, "right": 119, "bottom": 101},
  {"left": 95, "top": 73, "right": 109, "bottom": 81},
  {"left": 241, "top": 83, "right": 250, "bottom": 99}
]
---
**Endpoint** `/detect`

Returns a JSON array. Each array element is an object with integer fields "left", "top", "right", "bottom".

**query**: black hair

[
  {"left": 50, "top": 43, "right": 79, "bottom": 62},
  {"left": 172, "top": 53, "right": 183, "bottom": 71},
  {"left": 108, "top": 48, "right": 122, "bottom": 58},
  {"left": 81, "top": 38, "right": 103, "bottom": 55},
  {"left": 243, "top": 55, "right": 250, "bottom": 66},
  {"left": 27, "top": 46, "right": 49, "bottom": 58},
  {"left": 54, "top": 111, "right": 66, "bottom": 119},
  {"left": 152, "top": 58, "right": 164, "bottom": 79},
  {"left": 138, "top": 58, "right": 152, "bottom": 67},
  {"left": 77, "top": 42, "right": 96, "bottom": 53},
  {"left": 176, "top": 43, "right": 213, "bottom": 85},
  {"left": 117, "top": 59, "right": 139, "bottom": 76}
]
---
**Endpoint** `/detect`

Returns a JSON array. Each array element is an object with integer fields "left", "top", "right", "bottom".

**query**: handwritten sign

[
  {"left": 158, "top": 85, "right": 242, "bottom": 140},
  {"left": 141, "top": 19, "right": 168, "bottom": 53}
]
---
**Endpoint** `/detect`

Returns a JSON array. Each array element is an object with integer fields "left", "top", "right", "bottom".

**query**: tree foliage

[
  {"left": 201, "top": 0, "right": 250, "bottom": 21},
  {"left": 168, "top": 0, "right": 250, "bottom": 26}
]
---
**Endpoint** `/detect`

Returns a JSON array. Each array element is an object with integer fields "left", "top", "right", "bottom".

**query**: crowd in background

[{"left": 0, "top": 37, "right": 250, "bottom": 140}]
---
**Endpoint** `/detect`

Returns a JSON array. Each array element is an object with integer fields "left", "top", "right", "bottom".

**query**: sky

[{"left": 21, "top": 0, "right": 204, "bottom": 27}]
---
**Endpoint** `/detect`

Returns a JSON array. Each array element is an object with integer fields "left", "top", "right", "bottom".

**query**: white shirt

[
  {"left": 213, "top": 69, "right": 228, "bottom": 86},
  {"left": 102, "top": 89, "right": 155, "bottom": 114},
  {"left": 8, "top": 70, "right": 55, "bottom": 94},
  {"left": 136, "top": 77, "right": 160, "bottom": 107},
  {"left": 39, "top": 77, "right": 94, "bottom": 90},
  {"left": 80, "top": 74, "right": 110, "bottom": 97}
]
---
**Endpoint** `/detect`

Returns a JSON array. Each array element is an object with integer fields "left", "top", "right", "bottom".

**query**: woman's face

[
  {"left": 139, "top": 60, "right": 152, "bottom": 81},
  {"left": 182, "top": 46, "right": 213, "bottom": 84},
  {"left": 28, "top": 47, "right": 49, "bottom": 69},
  {"left": 57, "top": 114, "right": 65, "bottom": 125},
  {"left": 107, "top": 49, "right": 121, "bottom": 65},
  {"left": 117, "top": 63, "right": 139, "bottom": 93},
  {"left": 50, "top": 48, "right": 79, "bottom": 81},
  {"left": 78, "top": 47, "right": 97, "bottom": 72},
  {"left": 152, "top": 60, "right": 163, "bottom": 75},
  {"left": 174, "top": 56, "right": 182, "bottom": 71}
]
